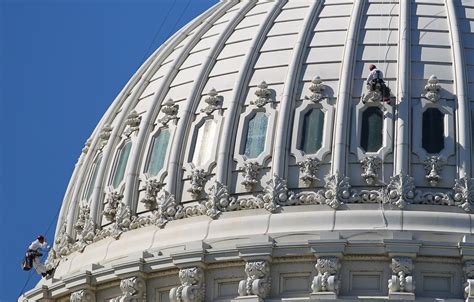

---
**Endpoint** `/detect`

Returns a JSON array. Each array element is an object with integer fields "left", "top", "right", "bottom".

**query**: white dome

[{"left": 24, "top": 0, "right": 474, "bottom": 301}]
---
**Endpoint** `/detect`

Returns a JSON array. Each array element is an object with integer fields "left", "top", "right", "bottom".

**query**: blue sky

[{"left": 0, "top": 0, "right": 216, "bottom": 300}]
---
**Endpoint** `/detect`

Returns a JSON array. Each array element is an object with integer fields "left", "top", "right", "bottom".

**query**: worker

[
  {"left": 366, "top": 64, "right": 391, "bottom": 102},
  {"left": 27, "top": 235, "right": 54, "bottom": 277}
]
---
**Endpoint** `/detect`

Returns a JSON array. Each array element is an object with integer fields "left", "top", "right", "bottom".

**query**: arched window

[
  {"left": 84, "top": 154, "right": 102, "bottom": 200},
  {"left": 111, "top": 141, "right": 132, "bottom": 188},
  {"left": 360, "top": 107, "right": 383, "bottom": 152},
  {"left": 244, "top": 112, "right": 268, "bottom": 158},
  {"left": 422, "top": 108, "right": 444, "bottom": 153},
  {"left": 299, "top": 108, "right": 325, "bottom": 154},
  {"left": 146, "top": 128, "right": 170, "bottom": 176},
  {"left": 192, "top": 119, "right": 217, "bottom": 166}
]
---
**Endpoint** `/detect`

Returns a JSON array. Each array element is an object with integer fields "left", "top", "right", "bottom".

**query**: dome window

[
  {"left": 111, "top": 141, "right": 132, "bottom": 188},
  {"left": 192, "top": 119, "right": 218, "bottom": 166},
  {"left": 422, "top": 108, "right": 444, "bottom": 154},
  {"left": 299, "top": 108, "right": 325, "bottom": 154},
  {"left": 83, "top": 154, "right": 102, "bottom": 200},
  {"left": 146, "top": 128, "right": 170, "bottom": 176},
  {"left": 244, "top": 112, "right": 268, "bottom": 159},
  {"left": 360, "top": 107, "right": 383, "bottom": 152}
]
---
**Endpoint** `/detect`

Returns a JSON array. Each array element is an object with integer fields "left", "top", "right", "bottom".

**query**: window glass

[
  {"left": 146, "top": 129, "right": 170, "bottom": 176},
  {"left": 299, "top": 108, "right": 325, "bottom": 154},
  {"left": 244, "top": 112, "right": 268, "bottom": 158},
  {"left": 422, "top": 108, "right": 444, "bottom": 153},
  {"left": 360, "top": 107, "right": 383, "bottom": 152},
  {"left": 112, "top": 141, "right": 132, "bottom": 188},
  {"left": 84, "top": 154, "right": 102, "bottom": 200},
  {"left": 192, "top": 119, "right": 217, "bottom": 166}
]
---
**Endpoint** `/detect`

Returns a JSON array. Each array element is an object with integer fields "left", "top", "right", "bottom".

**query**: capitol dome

[{"left": 23, "top": 0, "right": 474, "bottom": 301}]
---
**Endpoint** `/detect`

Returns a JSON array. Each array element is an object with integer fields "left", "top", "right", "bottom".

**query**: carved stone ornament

[
  {"left": 153, "top": 190, "right": 185, "bottom": 228},
  {"left": 200, "top": 88, "right": 222, "bottom": 115},
  {"left": 422, "top": 75, "right": 441, "bottom": 103},
  {"left": 124, "top": 110, "right": 141, "bottom": 135},
  {"left": 54, "top": 221, "right": 73, "bottom": 258},
  {"left": 298, "top": 157, "right": 321, "bottom": 185},
  {"left": 70, "top": 289, "right": 96, "bottom": 302},
  {"left": 385, "top": 174, "right": 416, "bottom": 209},
  {"left": 464, "top": 261, "right": 474, "bottom": 299},
  {"left": 241, "top": 161, "right": 262, "bottom": 190},
  {"left": 238, "top": 261, "right": 271, "bottom": 298},
  {"left": 98, "top": 124, "right": 113, "bottom": 148},
  {"left": 75, "top": 213, "right": 96, "bottom": 252},
  {"left": 250, "top": 81, "right": 272, "bottom": 107},
  {"left": 305, "top": 76, "right": 326, "bottom": 103},
  {"left": 111, "top": 276, "right": 146, "bottom": 302},
  {"left": 202, "top": 181, "right": 237, "bottom": 219},
  {"left": 360, "top": 156, "right": 381, "bottom": 185},
  {"left": 170, "top": 267, "right": 205, "bottom": 302},
  {"left": 453, "top": 177, "right": 474, "bottom": 212},
  {"left": 312, "top": 256, "right": 341, "bottom": 295},
  {"left": 158, "top": 99, "right": 179, "bottom": 125},
  {"left": 261, "top": 174, "right": 296, "bottom": 213},
  {"left": 74, "top": 203, "right": 91, "bottom": 233},
  {"left": 139, "top": 175, "right": 164, "bottom": 210},
  {"left": 110, "top": 201, "right": 132, "bottom": 239},
  {"left": 82, "top": 138, "right": 92, "bottom": 154},
  {"left": 388, "top": 256, "right": 415, "bottom": 293},
  {"left": 103, "top": 189, "right": 124, "bottom": 221},
  {"left": 323, "top": 173, "right": 352, "bottom": 209},
  {"left": 187, "top": 169, "right": 208, "bottom": 198},
  {"left": 362, "top": 84, "right": 383, "bottom": 103},
  {"left": 424, "top": 156, "right": 445, "bottom": 186}
]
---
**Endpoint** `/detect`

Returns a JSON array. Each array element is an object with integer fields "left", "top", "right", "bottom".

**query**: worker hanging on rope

[
  {"left": 22, "top": 235, "right": 54, "bottom": 277},
  {"left": 366, "top": 64, "right": 391, "bottom": 103}
]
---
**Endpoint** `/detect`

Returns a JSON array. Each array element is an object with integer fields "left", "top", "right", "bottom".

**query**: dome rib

[
  {"left": 164, "top": 0, "right": 255, "bottom": 196},
  {"left": 272, "top": 0, "right": 323, "bottom": 177},
  {"left": 394, "top": 0, "right": 410, "bottom": 175},
  {"left": 122, "top": 0, "right": 238, "bottom": 213},
  {"left": 446, "top": 0, "right": 471, "bottom": 178},
  {"left": 215, "top": 0, "right": 286, "bottom": 183},
  {"left": 332, "top": 0, "right": 365, "bottom": 175}
]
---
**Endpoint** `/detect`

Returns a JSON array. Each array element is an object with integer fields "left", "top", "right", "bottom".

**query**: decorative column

[
  {"left": 169, "top": 267, "right": 206, "bottom": 302},
  {"left": 309, "top": 234, "right": 347, "bottom": 300},
  {"left": 111, "top": 276, "right": 146, "bottom": 302},
  {"left": 234, "top": 238, "right": 274, "bottom": 302},
  {"left": 70, "top": 289, "right": 96, "bottom": 302}
]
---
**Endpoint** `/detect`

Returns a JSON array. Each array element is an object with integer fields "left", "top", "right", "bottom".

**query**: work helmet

[
  {"left": 369, "top": 64, "right": 377, "bottom": 71},
  {"left": 37, "top": 235, "right": 45, "bottom": 241}
]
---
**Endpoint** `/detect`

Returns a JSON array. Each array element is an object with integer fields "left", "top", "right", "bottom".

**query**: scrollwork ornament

[
  {"left": 388, "top": 256, "right": 414, "bottom": 293},
  {"left": 187, "top": 169, "right": 208, "bottom": 198},
  {"left": 424, "top": 156, "right": 445, "bottom": 186},
  {"left": 362, "top": 84, "right": 383, "bottom": 103},
  {"left": 422, "top": 75, "right": 441, "bottom": 103},
  {"left": 240, "top": 161, "right": 262, "bottom": 190},
  {"left": 158, "top": 99, "right": 179, "bottom": 125},
  {"left": 124, "top": 110, "right": 141, "bottom": 135},
  {"left": 238, "top": 261, "right": 271, "bottom": 298},
  {"left": 323, "top": 173, "right": 351, "bottom": 209},
  {"left": 385, "top": 174, "right": 416, "bottom": 209},
  {"left": 82, "top": 138, "right": 92, "bottom": 154},
  {"left": 103, "top": 189, "right": 124, "bottom": 221},
  {"left": 312, "top": 256, "right": 341, "bottom": 294},
  {"left": 261, "top": 174, "right": 296, "bottom": 212},
  {"left": 111, "top": 276, "right": 146, "bottom": 302},
  {"left": 74, "top": 203, "right": 90, "bottom": 233},
  {"left": 298, "top": 157, "right": 320, "bottom": 185},
  {"left": 170, "top": 267, "right": 205, "bottom": 302},
  {"left": 304, "top": 76, "right": 326, "bottom": 103},
  {"left": 110, "top": 201, "right": 132, "bottom": 239},
  {"left": 98, "top": 124, "right": 113, "bottom": 148},
  {"left": 152, "top": 190, "right": 184, "bottom": 228},
  {"left": 360, "top": 156, "right": 381, "bottom": 185},
  {"left": 139, "top": 175, "right": 164, "bottom": 210},
  {"left": 203, "top": 181, "right": 236, "bottom": 219},
  {"left": 70, "top": 289, "right": 96, "bottom": 302},
  {"left": 75, "top": 213, "right": 96, "bottom": 252},
  {"left": 200, "top": 88, "right": 221, "bottom": 115},
  {"left": 453, "top": 177, "right": 474, "bottom": 212},
  {"left": 250, "top": 81, "right": 272, "bottom": 107}
]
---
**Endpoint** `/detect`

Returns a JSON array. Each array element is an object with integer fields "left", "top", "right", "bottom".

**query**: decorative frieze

[
  {"left": 453, "top": 177, "right": 474, "bottom": 212},
  {"left": 139, "top": 176, "right": 164, "bottom": 210},
  {"left": 385, "top": 174, "right": 416, "bottom": 209},
  {"left": 111, "top": 276, "right": 146, "bottom": 302},
  {"left": 424, "top": 156, "right": 444, "bottom": 186},
  {"left": 305, "top": 76, "right": 326, "bottom": 103},
  {"left": 261, "top": 174, "right": 296, "bottom": 212},
  {"left": 158, "top": 99, "right": 179, "bottom": 125},
  {"left": 170, "top": 267, "right": 205, "bottom": 302},
  {"left": 201, "top": 88, "right": 222, "bottom": 115},
  {"left": 388, "top": 257, "right": 415, "bottom": 294},
  {"left": 203, "top": 181, "right": 237, "bottom": 219},
  {"left": 241, "top": 161, "right": 262, "bottom": 190},
  {"left": 154, "top": 190, "right": 185, "bottom": 228},
  {"left": 323, "top": 173, "right": 351, "bottom": 209},
  {"left": 70, "top": 289, "right": 95, "bottom": 302},
  {"left": 421, "top": 75, "right": 441, "bottom": 103},
  {"left": 187, "top": 169, "right": 208, "bottom": 198},
  {"left": 238, "top": 261, "right": 271, "bottom": 298},
  {"left": 250, "top": 81, "right": 272, "bottom": 107},
  {"left": 298, "top": 157, "right": 320, "bottom": 185},
  {"left": 360, "top": 156, "right": 381, "bottom": 185},
  {"left": 312, "top": 257, "right": 341, "bottom": 297}
]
